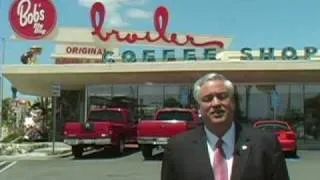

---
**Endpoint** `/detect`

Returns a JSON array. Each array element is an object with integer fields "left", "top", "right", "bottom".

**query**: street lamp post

[{"left": 0, "top": 37, "right": 5, "bottom": 139}]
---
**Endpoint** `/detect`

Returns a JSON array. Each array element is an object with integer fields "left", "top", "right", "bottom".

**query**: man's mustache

[{"left": 210, "top": 108, "right": 226, "bottom": 114}]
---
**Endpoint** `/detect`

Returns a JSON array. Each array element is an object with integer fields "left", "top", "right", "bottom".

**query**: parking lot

[{"left": 0, "top": 148, "right": 319, "bottom": 180}]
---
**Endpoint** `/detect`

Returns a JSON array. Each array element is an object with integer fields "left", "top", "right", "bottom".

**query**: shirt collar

[{"left": 204, "top": 122, "right": 235, "bottom": 150}]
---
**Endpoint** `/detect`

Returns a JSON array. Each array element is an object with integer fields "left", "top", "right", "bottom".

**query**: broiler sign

[
  {"left": 90, "top": 2, "right": 225, "bottom": 48},
  {"left": 9, "top": 0, "right": 57, "bottom": 40}
]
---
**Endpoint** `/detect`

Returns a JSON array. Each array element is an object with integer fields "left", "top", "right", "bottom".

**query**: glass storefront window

[
  {"left": 87, "top": 83, "right": 196, "bottom": 120},
  {"left": 233, "top": 84, "right": 247, "bottom": 122},
  {"left": 304, "top": 84, "right": 320, "bottom": 141},
  {"left": 138, "top": 84, "right": 164, "bottom": 119},
  {"left": 87, "top": 85, "right": 112, "bottom": 110},
  {"left": 243, "top": 84, "right": 304, "bottom": 123},
  {"left": 87, "top": 84, "right": 138, "bottom": 116},
  {"left": 247, "top": 84, "right": 273, "bottom": 120},
  {"left": 77, "top": 82, "right": 320, "bottom": 146},
  {"left": 164, "top": 84, "right": 191, "bottom": 108},
  {"left": 275, "top": 84, "right": 304, "bottom": 117}
]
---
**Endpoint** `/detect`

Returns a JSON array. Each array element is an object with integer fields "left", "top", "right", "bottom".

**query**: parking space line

[
  {"left": 0, "top": 161, "right": 6, "bottom": 166},
  {"left": 0, "top": 161, "right": 17, "bottom": 173},
  {"left": 286, "top": 158, "right": 302, "bottom": 162}
]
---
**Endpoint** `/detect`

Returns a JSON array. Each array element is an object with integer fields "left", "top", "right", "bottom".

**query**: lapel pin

[{"left": 241, "top": 145, "right": 248, "bottom": 150}]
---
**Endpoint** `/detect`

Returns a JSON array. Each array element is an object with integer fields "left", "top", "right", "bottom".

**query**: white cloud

[
  {"left": 109, "top": 14, "right": 129, "bottom": 27},
  {"left": 78, "top": 0, "right": 149, "bottom": 27},
  {"left": 126, "top": 8, "right": 152, "bottom": 19},
  {"left": 78, "top": 0, "right": 102, "bottom": 8},
  {"left": 122, "top": 0, "right": 149, "bottom": 6}
]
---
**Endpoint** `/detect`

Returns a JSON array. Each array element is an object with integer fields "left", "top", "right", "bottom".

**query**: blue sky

[{"left": 1, "top": 0, "right": 320, "bottom": 99}]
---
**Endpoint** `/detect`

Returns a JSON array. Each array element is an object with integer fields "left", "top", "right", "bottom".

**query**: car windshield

[
  {"left": 256, "top": 123, "right": 290, "bottom": 132},
  {"left": 88, "top": 111, "right": 123, "bottom": 122},
  {"left": 156, "top": 111, "right": 193, "bottom": 121}
]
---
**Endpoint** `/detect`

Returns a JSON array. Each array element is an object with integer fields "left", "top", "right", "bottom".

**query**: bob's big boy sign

[{"left": 9, "top": 0, "right": 57, "bottom": 40}]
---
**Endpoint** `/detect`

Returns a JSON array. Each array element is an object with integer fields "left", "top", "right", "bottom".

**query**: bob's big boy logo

[{"left": 9, "top": 0, "right": 57, "bottom": 40}]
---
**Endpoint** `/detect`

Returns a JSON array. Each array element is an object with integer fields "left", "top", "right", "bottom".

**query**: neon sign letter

[{"left": 90, "top": 2, "right": 224, "bottom": 48}]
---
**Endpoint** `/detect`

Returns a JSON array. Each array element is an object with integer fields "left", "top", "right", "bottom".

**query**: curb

[
  {"left": 298, "top": 147, "right": 320, "bottom": 150},
  {"left": 298, "top": 143, "right": 320, "bottom": 150},
  {"left": 47, "top": 150, "right": 73, "bottom": 159},
  {"left": 0, "top": 149, "right": 72, "bottom": 160}
]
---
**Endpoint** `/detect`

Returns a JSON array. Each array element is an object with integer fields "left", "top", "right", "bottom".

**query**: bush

[{"left": 1, "top": 132, "right": 23, "bottom": 143}]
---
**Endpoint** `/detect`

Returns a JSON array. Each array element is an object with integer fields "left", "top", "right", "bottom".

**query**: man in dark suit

[{"left": 161, "top": 73, "right": 289, "bottom": 180}]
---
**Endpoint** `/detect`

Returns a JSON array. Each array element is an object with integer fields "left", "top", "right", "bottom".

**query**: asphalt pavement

[{"left": 0, "top": 149, "right": 319, "bottom": 180}]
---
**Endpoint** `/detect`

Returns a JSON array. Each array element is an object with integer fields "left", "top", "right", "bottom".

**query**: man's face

[{"left": 198, "top": 80, "right": 234, "bottom": 125}]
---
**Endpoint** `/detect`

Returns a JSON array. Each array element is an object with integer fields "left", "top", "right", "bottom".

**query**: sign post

[
  {"left": 0, "top": 38, "right": 5, "bottom": 139},
  {"left": 271, "top": 90, "right": 280, "bottom": 119},
  {"left": 51, "top": 83, "right": 61, "bottom": 154}
]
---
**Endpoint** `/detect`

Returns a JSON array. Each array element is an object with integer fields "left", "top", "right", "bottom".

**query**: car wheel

[
  {"left": 290, "top": 149, "right": 297, "bottom": 157},
  {"left": 118, "top": 138, "right": 125, "bottom": 154},
  {"left": 72, "top": 146, "right": 83, "bottom": 158},
  {"left": 113, "top": 138, "right": 125, "bottom": 156},
  {"left": 141, "top": 145, "right": 153, "bottom": 160}
]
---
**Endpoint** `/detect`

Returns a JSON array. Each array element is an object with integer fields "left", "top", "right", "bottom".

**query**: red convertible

[{"left": 253, "top": 120, "right": 297, "bottom": 156}]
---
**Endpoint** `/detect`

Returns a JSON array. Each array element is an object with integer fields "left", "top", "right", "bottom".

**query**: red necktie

[{"left": 213, "top": 139, "right": 228, "bottom": 180}]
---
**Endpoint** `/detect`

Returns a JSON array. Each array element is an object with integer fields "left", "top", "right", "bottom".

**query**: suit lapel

[
  {"left": 191, "top": 126, "right": 215, "bottom": 180},
  {"left": 231, "top": 123, "right": 252, "bottom": 180}
]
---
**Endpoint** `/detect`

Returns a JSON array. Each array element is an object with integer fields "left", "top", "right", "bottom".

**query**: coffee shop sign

[
  {"left": 101, "top": 46, "right": 319, "bottom": 63},
  {"left": 240, "top": 47, "right": 319, "bottom": 60},
  {"left": 89, "top": 2, "right": 318, "bottom": 62}
]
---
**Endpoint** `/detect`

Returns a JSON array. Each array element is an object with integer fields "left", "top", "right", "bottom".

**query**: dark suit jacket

[{"left": 161, "top": 122, "right": 290, "bottom": 180}]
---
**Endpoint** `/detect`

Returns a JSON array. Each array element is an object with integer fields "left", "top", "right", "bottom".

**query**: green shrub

[{"left": 1, "top": 132, "right": 22, "bottom": 143}]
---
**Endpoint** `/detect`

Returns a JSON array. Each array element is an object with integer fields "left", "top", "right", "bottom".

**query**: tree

[
  {"left": 32, "top": 97, "right": 51, "bottom": 130},
  {"left": 11, "top": 86, "right": 18, "bottom": 99},
  {"left": 1, "top": 97, "right": 16, "bottom": 127}
]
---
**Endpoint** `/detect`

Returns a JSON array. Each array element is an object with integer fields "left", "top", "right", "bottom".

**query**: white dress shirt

[{"left": 204, "top": 122, "right": 235, "bottom": 180}]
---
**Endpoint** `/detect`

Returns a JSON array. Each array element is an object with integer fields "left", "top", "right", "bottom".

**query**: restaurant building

[{"left": 3, "top": 0, "right": 320, "bottom": 141}]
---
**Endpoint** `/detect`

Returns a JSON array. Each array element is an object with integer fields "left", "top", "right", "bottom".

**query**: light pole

[{"left": 0, "top": 37, "right": 5, "bottom": 129}]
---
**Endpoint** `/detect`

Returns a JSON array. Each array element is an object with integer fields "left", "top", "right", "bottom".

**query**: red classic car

[{"left": 253, "top": 120, "right": 297, "bottom": 156}]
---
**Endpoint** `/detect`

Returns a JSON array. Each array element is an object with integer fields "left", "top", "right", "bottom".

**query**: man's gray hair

[{"left": 193, "top": 73, "right": 234, "bottom": 102}]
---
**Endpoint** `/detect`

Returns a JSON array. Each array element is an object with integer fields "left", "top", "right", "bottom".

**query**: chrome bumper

[
  {"left": 64, "top": 138, "right": 112, "bottom": 145},
  {"left": 138, "top": 137, "right": 169, "bottom": 145}
]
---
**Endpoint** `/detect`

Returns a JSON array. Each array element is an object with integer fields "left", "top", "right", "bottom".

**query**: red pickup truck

[
  {"left": 137, "top": 108, "right": 201, "bottom": 160},
  {"left": 63, "top": 108, "right": 137, "bottom": 158}
]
